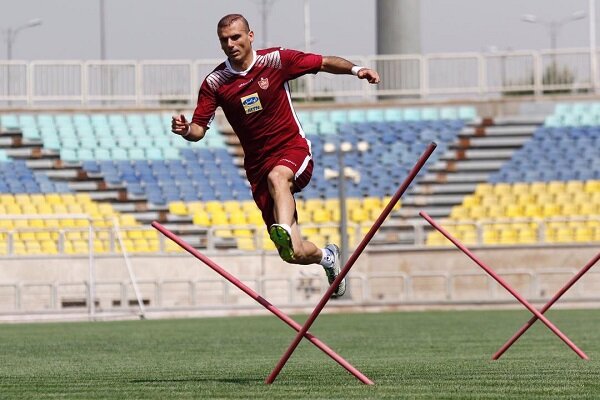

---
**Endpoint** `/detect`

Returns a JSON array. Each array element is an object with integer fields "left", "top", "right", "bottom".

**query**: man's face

[{"left": 218, "top": 19, "right": 254, "bottom": 69}]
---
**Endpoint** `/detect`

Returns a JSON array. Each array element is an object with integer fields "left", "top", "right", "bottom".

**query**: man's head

[{"left": 217, "top": 14, "right": 254, "bottom": 71}]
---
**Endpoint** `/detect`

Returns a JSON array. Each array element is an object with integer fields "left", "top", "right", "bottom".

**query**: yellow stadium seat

[
  {"left": 565, "top": 181, "right": 584, "bottom": 194},
  {"left": 29, "top": 219, "right": 45, "bottom": 228},
  {"left": 482, "top": 228, "right": 499, "bottom": 244},
  {"left": 463, "top": 195, "right": 480, "bottom": 208},
  {"left": 14, "top": 194, "right": 31, "bottom": 205},
  {"left": 35, "top": 204, "right": 53, "bottom": 214},
  {"left": 40, "top": 240, "right": 58, "bottom": 254},
  {"left": 523, "top": 204, "right": 542, "bottom": 218},
  {"left": 98, "top": 204, "right": 115, "bottom": 217},
  {"left": 44, "top": 194, "right": 62, "bottom": 205},
  {"left": 516, "top": 193, "right": 535, "bottom": 205},
  {"left": 305, "top": 198, "right": 325, "bottom": 211},
  {"left": 119, "top": 214, "right": 137, "bottom": 227},
  {"left": 493, "top": 183, "right": 512, "bottom": 196},
  {"left": 584, "top": 180, "right": 600, "bottom": 193},
  {"left": 126, "top": 230, "right": 145, "bottom": 240},
  {"left": 165, "top": 239, "right": 184, "bottom": 253},
  {"left": 498, "top": 228, "right": 518, "bottom": 244},
  {"left": 147, "top": 239, "right": 160, "bottom": 252},
  {"left": 0, "top": 194, "right": 16, "bottom": 205},
  {"left": 547, "top": 181, "right": 565, "bottom": 195},
  {"left": 486, "top": 205, "right": 505, "bottom": 218},
  {"left": 52, "top": 204, "right": 68, "bottom": 213},
  {"left": 560, "top": 203, "right": 579, "bottom": 216},
  {"left": 192, "top": 211, "right": 211, "bottom": 226},
  {"left": 468, "top": 206, "right": 486, "bottom": 219},
  {"left": 474, "top": 183, "right": 493, "bottom": 197},
  {"left": 541, "top": 204, "right": 560, "bottom": 217},
  {"left": 517, "top": 227, "right": 538, "bottom": 244},
  {"left": 555, "top": 227, "right": 573, "bottom": 243},
  {"left": 237, "top": 237, "right": 256, "bottom": 251},
  {"left": 529, "top": 182, "right": 547, "bottom": 195},
  {"left": 229, "top": 211, "right": 247, "bottom": 225},
  {"left": 14, "top": 219, "right": 28, "bottom": 228},
  {"left": 21, "top": 204, "right": 38, "bottom": 214},
  {"left": 61, "top": 194, "right": 77, "bottom": 204},
  {"left": 301, "top": 226, "right": 319, "bottom": 237},
  {"left": 505, "top": 204, "right": 523, "bottom": 218},
  {"left": 67, "top": 204, "right": 85, "bottom": 214},
  {"left": 261, "top": 232, "right": 277, "bottom": 250},
  {"left": 246, "top": 209, "right": 264, "bottom": 226},
  {"left": 241, "top": 200, "right": 257, "bottom": 212},
  {"left": 223, "top": 200, "right": 242, "bottom": 213},
  {"left": 6, "top": 204, "right": 21, "bottom": 214},
  {"left": 186, "top": 201, "right": 205, "bottom": 213},
  {"left": 449, "top": 206, "right": 468, "bottom": 220},
  {"left": 205, "top": 201, "right": 224, "bottom": 214},
  {"left": 29, "top": 194, "right": 45, "bottom": 204},
  {"left": 554, "top": 193, "right": 572, "bottom": 205},
  {"left": 350, "top": 208, "right": 369, "bottom": 223},
  {"left": 512, "top": 183, "right": 530, "bottom": 195},
  {"left": 233, "top": 228, "right": 253, "bottom": 237},
  {"left": 362, "top": 197, "right": 382, "bottom": 211},
  {"left": 211, "top": 213, "right": 229, "bottom": 225},
  {"left": 168, "top": 201, "right": 188, "bottom": 215},
  {"left": 481, "top": 195, "right": 499, "bottom": 207},
  {"left": 75, "top": 193, "right": 92, "bottom": 203},
  {"left": 312, "top": 208, "right": 331, "bottom": 223},
  {"left": 579, "top": 203, "right": 597, "bottom": 216},
  {"left": 18, "top": 231, "right": 37, "bottom": 241},
  {"left": 143, "top": 230, "right": 158, "bottom": 240},
  {"left": 319, "top": 226, "right": 338, "bottom": 238}
]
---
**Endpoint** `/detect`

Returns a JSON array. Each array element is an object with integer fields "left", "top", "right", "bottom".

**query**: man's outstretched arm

[
  {"left": 320, "top": 56, "right": 380, "bottom": 84},
  {"left": 171, "top": 114, "right": 207, "bottom": 142}
]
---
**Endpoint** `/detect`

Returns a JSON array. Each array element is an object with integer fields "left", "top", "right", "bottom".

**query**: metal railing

[
  {"left": 2, "top": 269, "right": 600, "bottom": 315},
  {"left": 0, "top": 215, "right": 598, "bottom": 257},
  {"left": 0, "top": 48, "right": 598, "bottom": 107}
]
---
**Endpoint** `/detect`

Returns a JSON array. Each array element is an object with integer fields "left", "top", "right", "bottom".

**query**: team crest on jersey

[
  {"left": 258, "top": 77, "right": 269, "bottom": 90},
  {"left": 241, "top": 92, "right": 263, "bottom": 114}
]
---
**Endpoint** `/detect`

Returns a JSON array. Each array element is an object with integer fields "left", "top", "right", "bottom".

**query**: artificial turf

[{"left": 1, "top": 309, "right": 599, "bottom": 399}]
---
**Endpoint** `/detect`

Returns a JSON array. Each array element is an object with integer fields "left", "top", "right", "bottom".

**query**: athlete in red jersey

[{"left": 171, "top": 14, "right": 380, "bottom": 298}]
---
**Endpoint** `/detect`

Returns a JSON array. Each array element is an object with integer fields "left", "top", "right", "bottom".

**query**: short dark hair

[{"left": 217, "top": 14, "right": 250, "bottom": 32}]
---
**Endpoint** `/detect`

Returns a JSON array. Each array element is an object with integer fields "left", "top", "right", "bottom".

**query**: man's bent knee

[{"left": 267, "top": 167, "right": 293, "bottom": 191}]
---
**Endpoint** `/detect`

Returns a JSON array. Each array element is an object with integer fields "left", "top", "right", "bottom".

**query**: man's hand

[
  {"left": 171, "top": 114, "right": 190, "bottom": 136},
  {"left": 357, "top": 68, "right": 380, "bottom": 84}
]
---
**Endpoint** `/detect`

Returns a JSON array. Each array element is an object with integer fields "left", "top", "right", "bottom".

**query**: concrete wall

[{"left": 1, "top": 245, "right": 598, "bottom": 315}]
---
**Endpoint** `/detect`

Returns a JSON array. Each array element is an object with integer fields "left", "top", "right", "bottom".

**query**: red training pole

[
  {"left": 265, "top": 142, "right": 438, "bottom": 384},
  {"left": 420, "top": 211, "right": 589, "bottom": 360},
  {"left": 493, "top": 251, "right": 600, "bottom": 360},
  {"left": 151, "top": 221, "right": 374, "bottom": 385}
]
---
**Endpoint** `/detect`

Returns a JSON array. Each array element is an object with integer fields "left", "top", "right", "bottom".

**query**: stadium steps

[
  {"left": 2, "top": 127, "right": 175, "bottom": 227},
  {"left": 389, "top": 116, "right": 539, "bottom": 225}
]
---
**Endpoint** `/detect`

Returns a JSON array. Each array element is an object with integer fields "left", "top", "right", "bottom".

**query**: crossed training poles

[
  {"left": 421, "top": 211, "right": 600, "bottom": 360},
  {"left": 154, "top": 142, "right": 438, "bottom": 385}
]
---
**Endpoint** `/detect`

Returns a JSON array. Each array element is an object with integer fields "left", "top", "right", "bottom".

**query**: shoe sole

[{"left": 269, "top": 225, "right": 295, "bottom": 262}]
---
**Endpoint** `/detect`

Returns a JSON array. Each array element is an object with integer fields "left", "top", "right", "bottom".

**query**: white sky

[{"left": 0, "top": 0, "right": 594, "bottom": 60}]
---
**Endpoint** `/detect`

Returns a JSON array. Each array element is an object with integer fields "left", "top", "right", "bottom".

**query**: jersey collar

[{"left": 225, "top": 51, "right": 257, "bottom": 76}]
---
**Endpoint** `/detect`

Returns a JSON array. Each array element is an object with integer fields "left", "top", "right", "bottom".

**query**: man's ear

[{"left": 248, "top": 30, "right": 254, "bottom": 44}]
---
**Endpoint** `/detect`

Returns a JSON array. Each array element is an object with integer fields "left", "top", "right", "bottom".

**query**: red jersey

[{"left": 191, "top": 48, "right": 322, "bottom": 184}]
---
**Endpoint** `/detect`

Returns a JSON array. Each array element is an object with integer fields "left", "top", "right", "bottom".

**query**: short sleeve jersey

[{"left": 192, "top": 48, "right": 322, "bottom": 184}]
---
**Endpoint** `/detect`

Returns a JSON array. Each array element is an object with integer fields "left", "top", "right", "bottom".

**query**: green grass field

[{"left": 1, "top": 309, "right": 600, "bottom": 399}]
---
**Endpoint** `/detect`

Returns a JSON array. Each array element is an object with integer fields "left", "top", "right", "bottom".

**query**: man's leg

[
  {"left": 266, "top": 165, "right": 346, "bottom": 297},
  {"left": 267, "top": 165, "right": 321, "bottom": 264}
]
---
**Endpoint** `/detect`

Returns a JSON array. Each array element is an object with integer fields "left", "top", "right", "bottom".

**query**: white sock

[{"left": 319, "top": 248, "right": 335, "bottom": 268}]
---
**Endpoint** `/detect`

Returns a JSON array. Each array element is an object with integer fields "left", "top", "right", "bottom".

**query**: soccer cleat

[
  {"left": 323, "top": 244, "right": 346, "bottom": 298},
  {"left": 269, "top": 224, "right": 295, "bottom": 262}
]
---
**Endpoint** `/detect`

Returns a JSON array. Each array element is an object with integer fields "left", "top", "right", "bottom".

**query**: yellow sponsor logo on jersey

[{"left": 241, "top": 92, "right": 263, "bottom": 114}]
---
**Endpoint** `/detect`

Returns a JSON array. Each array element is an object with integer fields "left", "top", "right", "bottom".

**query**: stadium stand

[
  {"left": 427, "top": 102, "right": 600, "bottom": 246},
  {"left": 0, "top": 107, "right": 474, "bottom": 254}
]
